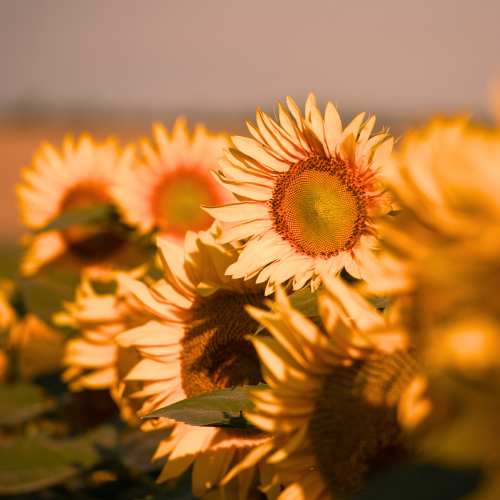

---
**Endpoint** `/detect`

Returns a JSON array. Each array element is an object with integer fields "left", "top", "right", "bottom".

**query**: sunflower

[
  {"left": 0, "top": 276, "right": 65, "bottom": 380},
  {"left": 396, "top": 312, "right": 500, "bottom": 500},
  {"left": 379, "top": 117, "right": 500, "bottom": 345},
  {"left": 381, "top": 118, "right": 500, "bottom": 497},
  {"left": 115, "top": 222, "right": 276, "bottom": 499},
  {"left": 0, "top": 278, "right": 18, "bottom": 382},
  {"left": 8, "top": 313, "right": 65, "bottom": 381},
  {"left": 17, "top": 135, "right": 141, "bottom": 276},
  {"left": 111, "top": 119, "right": 232, "bottom": 245},
  {"left": 222, "top": 275, "right": 415, "bottom": 500},
  {"left": 55, "top": 267, "right": 152, "bottom": 424},
  {"left": 203, "top": 93, "right": 394, "bottom": 295}
]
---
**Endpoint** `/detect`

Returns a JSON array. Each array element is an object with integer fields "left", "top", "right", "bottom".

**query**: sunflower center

[
  {"left": 60, "top": 182, "right": 112, "bottom": 212},
  {"left": 152, "top": 169, "right": 219, "bottom": 236},
  {"left": 180, "top": 291, "right": 266, "bottom": 398},
  {"left": 270, "top": 155, "right": 368, "bottom": 258},
  {"left": 309, "top": 350, "right": 419, "bottom": 497},
  {"left": 59, "top": 182, "right": 125, "bottom": 262}
]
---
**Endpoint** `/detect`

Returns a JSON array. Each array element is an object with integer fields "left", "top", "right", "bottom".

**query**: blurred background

[{"left": 1, "top": 0, "right": 500, "bottom": 249}]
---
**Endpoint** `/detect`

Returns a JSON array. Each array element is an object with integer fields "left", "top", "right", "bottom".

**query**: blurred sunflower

[
  {"left": 223, "top": 275, "right": 414, "bottom": 500},
  {"left": 55, "top": 267, "right": 152, "bottom": 425},
  {"left": 17, "top": 135, "right": 144, "bottom": 276},
  {"left": 9, "top": 314, "right": 65, "bottom": 381},
  {"left": 381, "top": 118, "right": 500, "bottom": 497},
  {"left": 381, "top": 117, "right": 500, "bottom": 261},
  {"left": 379, "top": 117, "right": 500, "bottom": 339},
  {"left": 112, "top": 119, "right": 232, "bottom": 245},
  {"left": 204, "top": 93, "right": 394, "bottom": 295},
  {"left": 0, "top": 277, "right": 18, "bottom": 381},
  {"left": 116, "top": 222, "right": 276, "bottom": 499},
  {"left": 0, "top": 276, "right": 65, "bottom": 381},
  {"left": 0, "top": 277, "right": 18, "bottom": 334}
]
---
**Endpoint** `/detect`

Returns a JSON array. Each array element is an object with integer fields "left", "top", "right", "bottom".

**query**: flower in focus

[
  {"left": 116, "top": 222, "right": 275, "bottom": 499},
  {"left": 223, "top": 275, "right": 413, "bottom": 500},
  {"left": 17, "top": 135, "right": 143, "bottom": 276},
  {"left": 55, "top": 267, "right": 152, "bottom": 425},
  {"left": 204, "top": 93, "right": 394, "bottom": 295},
  {"left": 112, "top": 119, "right": 232, "bottom": 245}
]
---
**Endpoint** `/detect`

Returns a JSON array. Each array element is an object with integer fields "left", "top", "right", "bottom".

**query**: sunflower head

[
  {"left": 16, "top": 135, "right": 147, "bottom": 275},
  {"left": 204, "top": 93, "right": 394, "bottom": 294},
  {"left": 379, "top": 117, "right": 500, "bottom": 479},
  {"left": 381, "top": 117, "right": 500, "bottom": 262},
  {"left": 56, "top": 267, "right": 151, "bottom": 393},
  {"left": 223, "top": 276, "right": 414, "bottom": 499},
  {"left": 380, "top": 118, "right": 500, "bottom": 350},
  {"left": 119, "top": 221, "right": 269, "bottom": 408},
  {"left": 111, "top": 119, "right": 232, "bottom": 242},
  {"left": 270, "top": 154, "right": 369, "bottom": 258},
  {"left": 115, "top": 223, "right": 274, "bottom": 497}
]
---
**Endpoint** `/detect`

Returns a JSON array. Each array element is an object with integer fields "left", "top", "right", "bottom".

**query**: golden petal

[
  {"left": 221, "top": 440, "right": 275, "bottom": 486},
  {"left": 340, "top": 112, "right": 366, "bottom": 143},
  {"left": 232, "top": 136, "right": 290, "bottom": 173},
  {"left": 202, "top": 202, "right": 270, "bottom": 222},
  {"left": 211, "top": 171, "right": 272, "bottom": 201}
]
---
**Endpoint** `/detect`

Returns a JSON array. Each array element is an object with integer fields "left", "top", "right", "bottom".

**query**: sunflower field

[{"left": 1, "top": 87, "right": 500, "bottom": 500}]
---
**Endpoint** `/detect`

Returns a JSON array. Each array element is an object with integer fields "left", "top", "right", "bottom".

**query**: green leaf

[
  {"left": 143, "top": 385, "right": 270, "bottom": 430},
  {"left": 288, "top": 285, "right": 322, "bottom": 316},
  {"left": 366, "top": 294, "right": 393, "bottom": 310},
  {"left": 0, "top": 424, "right": 118, "bottom": 494},
  {"left": 255, "top": 286, "right": 321, "bottom": 333},
  {"left": 35, "top": 204, "right": 117, "bottom": 234},
  {"left": 0, "top": 382, "right": 49, "bottom": 425}
]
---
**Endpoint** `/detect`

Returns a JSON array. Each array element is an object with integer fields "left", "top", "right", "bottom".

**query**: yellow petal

[{"left": 203, "top": 202, "right": 270, "bottom": 222}]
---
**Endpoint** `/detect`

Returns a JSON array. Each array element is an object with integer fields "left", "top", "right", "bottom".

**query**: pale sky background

[
  {"left": 0, "top": 0, "right": 500, "bottom": 243},
  {"left": 1, "top": 0, "right": 499, "bottom": 120}
]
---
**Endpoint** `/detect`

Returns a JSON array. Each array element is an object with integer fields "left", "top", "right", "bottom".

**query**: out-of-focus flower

[
  {"left": 223, "top": 275, "right": 413, "bottom": 500},
  {"left": 380, "top": 117, "right": 500, "bottom": 360},
  {"left": 17, "top": 135, "right": 143, "bottom": 276},
  {"left": 204, "top": 93, "right": 394, "bottom": 295},
  {"left": 55, "top": 267, "right": 152, "bottom": 425},
  {"left": 9, "top": 313, "right": 65, "bottom": 381},
  {"left": 382, "top": 118, "right": 500, "bottom": 496},
  {"left": 0, "top": 278, "right": 17, "bottom": 382},
  {"left": 0, "top": 277, "right": 17, "bottom": 333},
  {"left": 0, "top": 276, "right": 65, "bottom": 381},
  {"left": 397, "top": 317, "right": 500, "bottom": 499},
  {"left": 382, "top": 117, "right": 500, "bottom": 260},
  {"left": 112, "top": 119, "right": 232, "bottom": 245},
  {"left": 116, "top": 222, "right": 275, "bottom": 499}
]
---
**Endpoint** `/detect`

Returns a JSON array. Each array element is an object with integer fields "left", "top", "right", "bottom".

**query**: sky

[
  {"left": 1, "top": 0, "right": 499, "bottom": 121},
  {"left": 0, "top": 0, "right": 499, "bottom": 243}
]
